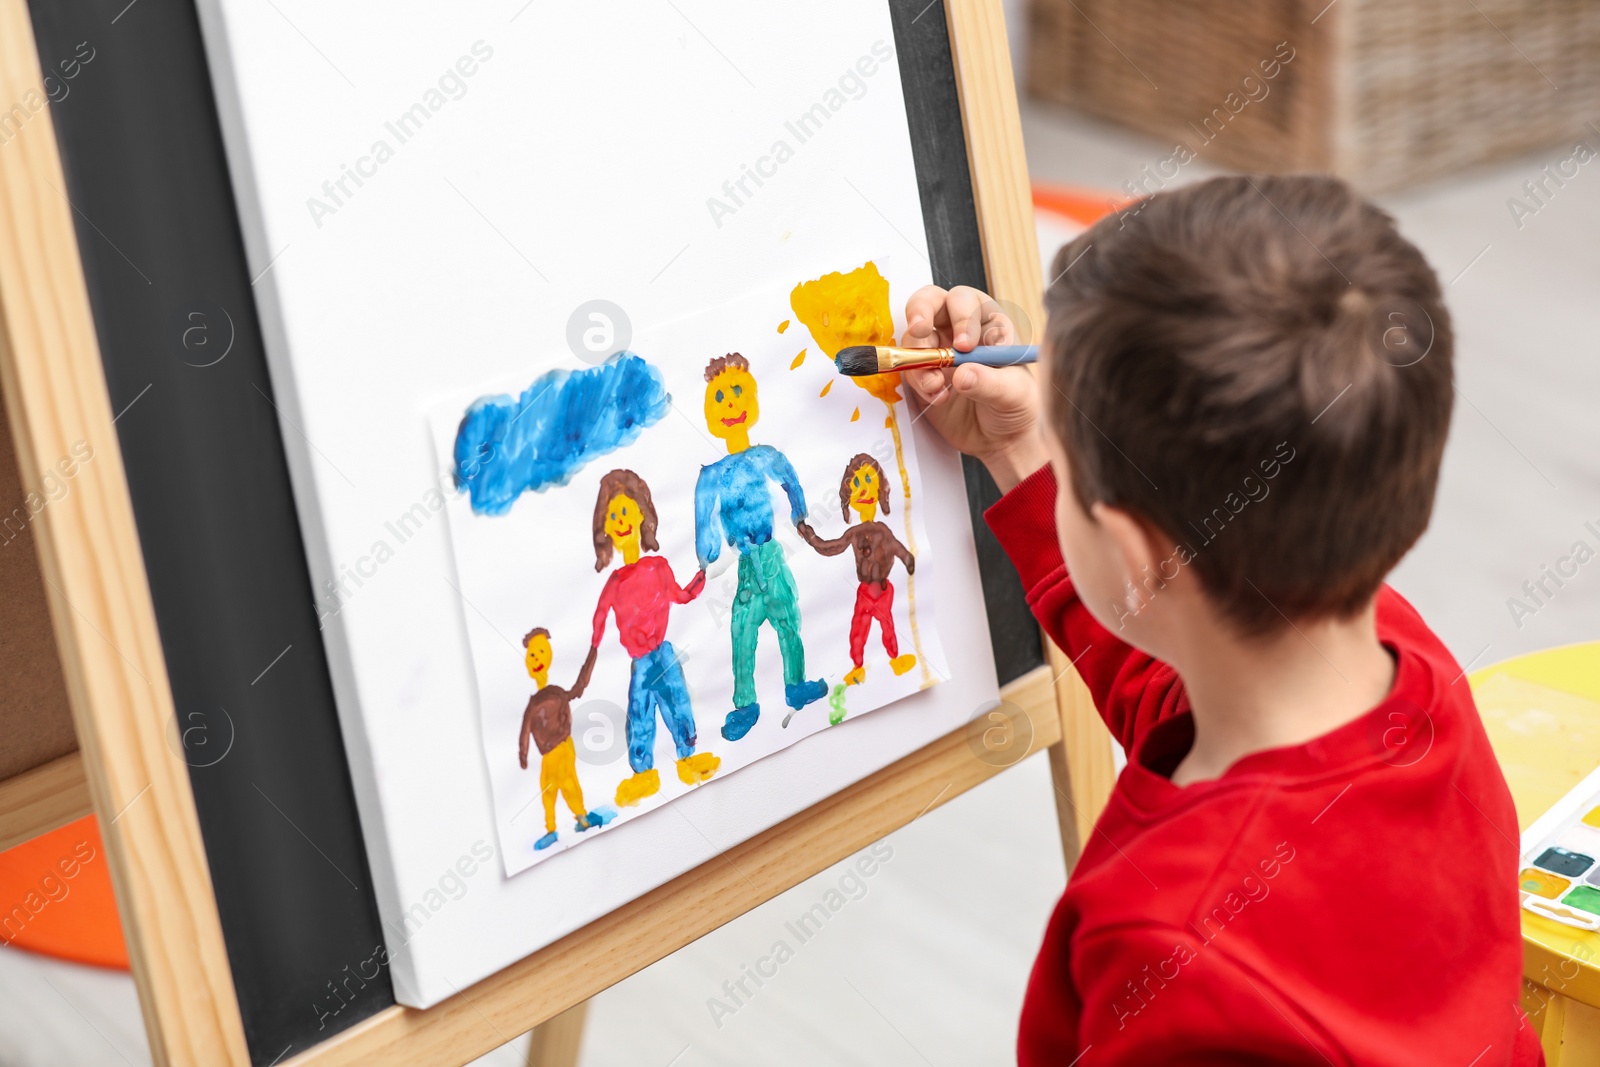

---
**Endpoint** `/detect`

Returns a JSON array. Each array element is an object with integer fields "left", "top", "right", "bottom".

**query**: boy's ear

[{"left": 1089, "top": 503, "right": 1169, "bottom": 595}]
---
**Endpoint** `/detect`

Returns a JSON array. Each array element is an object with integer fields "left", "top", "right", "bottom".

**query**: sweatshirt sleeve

[{"left": 984, "top": 464, "right": 1187, "bottom": 754}]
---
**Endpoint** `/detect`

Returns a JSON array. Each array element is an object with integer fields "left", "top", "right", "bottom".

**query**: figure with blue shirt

[{"left": 695, "top": 352, "right": 829, "bottom": 741}]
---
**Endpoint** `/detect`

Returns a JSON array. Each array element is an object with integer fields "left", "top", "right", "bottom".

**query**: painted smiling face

[
  {"left": 848, "top": 462, "right": 879, "bottom": 522},
  {"left": 524, "top": 630, "right": 552, "bottom": 684},
  {"left": 605, "top": 491, "right": 643, "bottom": 561},
  {"left": 704, "top": 365, "right": 759, "bottom": 447}
]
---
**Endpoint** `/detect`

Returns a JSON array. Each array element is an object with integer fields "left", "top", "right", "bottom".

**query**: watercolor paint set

[{"left": 1520, "top": 763, "right": 1600, "bottom": 930}]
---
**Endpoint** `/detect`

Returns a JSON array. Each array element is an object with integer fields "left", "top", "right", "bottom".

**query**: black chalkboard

[
  {"left": 29, "top": 1, "right": 1042, "bottom": 1061},
  {"left": 28, "top": 1, "right": 393, "bottom": 1059},
  {"left": 890, "top": 1, "right": 1046, "bottom": 688}
]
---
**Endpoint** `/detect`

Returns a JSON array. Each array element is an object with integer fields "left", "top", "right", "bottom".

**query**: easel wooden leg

[
  {"left": 1044, "top": 646, "right": 1116, "bottom": 871},
  {"left": 1045, "top": 741, "right": 1083, "bottom": 866},
  {"left": 526, "top": 1001, "right": 588, "bottom": 1067}
]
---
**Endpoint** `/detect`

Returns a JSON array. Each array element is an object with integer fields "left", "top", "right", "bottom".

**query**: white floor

[
  {"left": 0, "top": 947, "right": 149, "bottom": 1067},
  {"left": 5, "top": 85, "right": 1598, "bottom": 1067}
]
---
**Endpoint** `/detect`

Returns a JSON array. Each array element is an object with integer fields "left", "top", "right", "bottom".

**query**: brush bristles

[{"left": 834, "top": 346, "right": 881, "bottom": 376}]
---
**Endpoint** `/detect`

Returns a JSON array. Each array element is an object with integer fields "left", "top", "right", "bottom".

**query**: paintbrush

[{"left": 833, "top": 344, "right": 1038, "bottom": 376}]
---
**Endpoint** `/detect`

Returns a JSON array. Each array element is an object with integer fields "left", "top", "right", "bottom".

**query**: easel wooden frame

[
  {"left": 0, "top": 752, "right": 91, "bottom": 852},
  {"left": 0, "top": 0, "right": 1114, "bottom": 1063}
]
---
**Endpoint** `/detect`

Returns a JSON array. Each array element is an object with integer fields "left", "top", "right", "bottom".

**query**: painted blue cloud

[{"left": 453, "top": 353, "right": 670, "bottom": 515}]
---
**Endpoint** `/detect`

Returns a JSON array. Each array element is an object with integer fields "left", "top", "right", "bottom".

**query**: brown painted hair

[
  {"left": 704, "top": 351, "right": 750, "bottom": 382},
  {"left": 592, "top": 469, "right": 660, "bottom": 571},
  {"left": 522, "top": 627, "right": 549, "bottom": 648},
  {"left": 839, "top": 453, "right": 888, "bottom": 522},
  {"left": 1043, "top": 174, "right": 1453, "bottom": 635}
]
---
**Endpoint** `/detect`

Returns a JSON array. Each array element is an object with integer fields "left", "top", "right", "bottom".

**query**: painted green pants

[{"left": 731, "top": 539, "right": 805, "bottom": 708}]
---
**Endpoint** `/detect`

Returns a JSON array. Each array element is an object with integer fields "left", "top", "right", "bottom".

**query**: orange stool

[
  {"left": 0, "top": 814, "right": 126, "bottom": 970},
  {"left": 1032, "top": 182, "right": 1132, "bottom": 227}
]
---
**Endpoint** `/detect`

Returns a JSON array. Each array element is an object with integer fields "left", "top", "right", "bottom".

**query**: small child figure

[
  {"left": 798, "top": 453, "right": 916, "bottom": 686},
  {"left": 518, "top": 628, "right": 612, "bottom": 851}
]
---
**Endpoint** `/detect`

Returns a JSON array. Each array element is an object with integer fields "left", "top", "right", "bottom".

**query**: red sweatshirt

[
  {"left": 591, "top": 555, "right": 704, "bottom": 659},
  {"left": 988, "top": 467, "right": 1537, "bottom": 1067}
]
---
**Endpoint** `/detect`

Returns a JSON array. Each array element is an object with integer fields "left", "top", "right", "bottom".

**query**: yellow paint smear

[
  {"left": 819, "top": 380, "right": 833, "bottom": 397},
  {"left": 790, "top": 260, "right": 931, "bottom": 686},
  {"left": 777, "top": 319, "right": 790, "bottom": 334},
  {"left": 789, "top": 261, "right": 901, "bottom": 406},
  {"left": 790, "top": 349, "right": 806, "bottom": 370}
]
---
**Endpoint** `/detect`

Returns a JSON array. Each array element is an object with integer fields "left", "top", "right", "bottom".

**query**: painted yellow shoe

[
  {"left": 843, "top": 665, "right": 867, "bottom": 686},
  {"left": 676, "top": 751, "right": 722, "bottom": 786},
  {"left": 615, "top": 768, "right": 660, "bottom": 807},
  {"left": 890, "top": 654, "right": 917, "bottom": 676}
]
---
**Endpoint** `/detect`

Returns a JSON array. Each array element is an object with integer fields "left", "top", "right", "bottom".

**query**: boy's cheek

[
  {"left": 1052, "top": 461, "right": 1078, "bottom": 555},
  {"left": 1055, "top": 490, "right": 1118, "bottom": 624}
]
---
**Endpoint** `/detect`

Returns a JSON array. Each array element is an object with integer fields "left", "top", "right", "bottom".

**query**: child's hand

[{"left": 900, "top": 285, "right": 1046, "bottom": 491}]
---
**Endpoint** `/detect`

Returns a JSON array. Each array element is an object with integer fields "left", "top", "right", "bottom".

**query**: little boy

[
  {"left": 903, "top": 176, "right": 1534, "bottom": 1064},
  {"left": 797, "top": 452, "right": 917, "bottom": 685},
  {"left": 517, "top": 628, "right": 608, "bottom": 851}
]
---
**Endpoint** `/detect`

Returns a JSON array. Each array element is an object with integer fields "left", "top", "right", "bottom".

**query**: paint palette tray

[{"left": 1520, "top": 764, "right": 1600, "bottom": 930}]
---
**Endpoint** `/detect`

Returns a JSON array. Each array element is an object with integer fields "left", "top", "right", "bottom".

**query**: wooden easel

[{"left": 0, "top": 1, "right": 1115, "bottom": 1063}]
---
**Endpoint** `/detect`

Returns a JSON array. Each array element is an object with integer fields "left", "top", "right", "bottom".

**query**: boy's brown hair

[
  {"left": 1044, "top": 174, "right": 1453, "bottom": 634},
  {"left": 522, "top": 626, "right": 550, "bottom": 648},
  {"left": 839, "top": 453, "right": 889, "bottom": 522},
  {"left": 592, "top": 468, "right": 659, "bottom": 571},
  {"left": 704, "top": 352, "right": 750, "bottom": 382}
]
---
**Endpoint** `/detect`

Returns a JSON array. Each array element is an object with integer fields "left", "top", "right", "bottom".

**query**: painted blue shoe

[
  {"left": 534, "top": 831, "right": 559, "bottom": 851},
  {"left": 722, "top": 703, "right": 760, "bottom": 741},
  {"left": 576, "top": 808, "right": 617, "bottom": 833},
  {"left": 785, "top": 678, "right": 829, "bottom": 710}
]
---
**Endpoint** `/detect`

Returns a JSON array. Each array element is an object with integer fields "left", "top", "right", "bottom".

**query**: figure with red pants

[{"left": 798, "top": 453, "right": 917, "bottom": 688}]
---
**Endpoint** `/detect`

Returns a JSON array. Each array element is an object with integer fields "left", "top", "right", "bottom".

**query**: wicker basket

[{"left": 1025, "top": 0, "right": 1600, "bottom": 191}]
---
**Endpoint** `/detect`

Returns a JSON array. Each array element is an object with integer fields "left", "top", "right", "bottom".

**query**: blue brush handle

[{"left": 951, "top": 345, "right": 1038, "bottom": 368}]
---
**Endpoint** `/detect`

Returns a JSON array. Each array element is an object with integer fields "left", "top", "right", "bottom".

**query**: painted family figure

[
  {"left": 798, "top": 452, "right": 917, "bottom": 686},
  {"left": 693, "top": 353, "right": 830, "bottom": 741},
  {"left": 589, "top": 469, "right": 722, "bottom": 806},
  {"left": 517, "top": 629, "right": 612, "bottom": 850}
]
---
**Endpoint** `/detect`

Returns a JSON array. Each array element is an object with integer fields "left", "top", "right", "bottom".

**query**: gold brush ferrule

[{"left": 880, "top": 346, "right": 956, "bottom": 372}]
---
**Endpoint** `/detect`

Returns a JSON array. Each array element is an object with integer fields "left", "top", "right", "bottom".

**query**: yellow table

[{"left": 1475, "top": 641, "right": 1600, "bottom": 1062}]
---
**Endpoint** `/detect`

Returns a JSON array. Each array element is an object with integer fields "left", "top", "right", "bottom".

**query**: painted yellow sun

[{"left": 789, "top": 261, "right": 902, "bottom": 407}]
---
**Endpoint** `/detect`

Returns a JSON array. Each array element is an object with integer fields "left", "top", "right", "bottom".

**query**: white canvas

[{"left": 195, "top": 0, "right": 1001, "bottom": 1006}]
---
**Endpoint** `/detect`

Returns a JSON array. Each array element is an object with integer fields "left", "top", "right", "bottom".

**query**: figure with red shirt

[
  {"left": 900, "top": 176, "right": 1537, "bottom": 1065},
  {"left": 590, "top": 468, "right": 721, "bottom": 807}
]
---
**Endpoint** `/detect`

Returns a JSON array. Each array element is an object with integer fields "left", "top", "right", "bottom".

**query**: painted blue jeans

[{"left": 628, "top": 641, "right": 697, "bottom": 774}]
